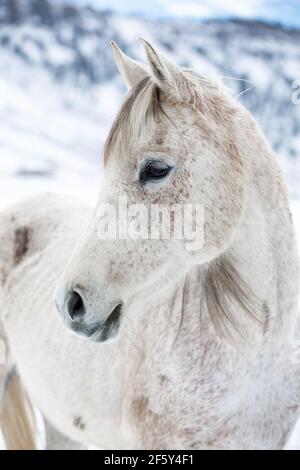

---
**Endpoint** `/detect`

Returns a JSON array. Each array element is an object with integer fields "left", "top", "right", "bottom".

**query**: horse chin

[{"left": 69, "top": 303, "right": 123, "bottom": 344}]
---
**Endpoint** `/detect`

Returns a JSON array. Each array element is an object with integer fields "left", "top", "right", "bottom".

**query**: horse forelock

[
  {"left": 103, "top": 76, "right": 166, "bottom": 166},
  {"left": 103, "top": 72, "right": 230, "bottom": 167}
]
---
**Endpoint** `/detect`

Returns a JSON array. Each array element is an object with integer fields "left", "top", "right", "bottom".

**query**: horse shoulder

[{"left": 0, "top": 192, "right": 90, "bottom": 288}]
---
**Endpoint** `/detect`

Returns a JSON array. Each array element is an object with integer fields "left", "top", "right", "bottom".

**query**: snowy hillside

[{"left": 0, "top": 0, "right": 300, "bottom": 209}]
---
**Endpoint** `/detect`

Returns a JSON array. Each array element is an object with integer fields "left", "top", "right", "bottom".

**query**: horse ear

[
  {"left": 111, "top": 41, "right": 148, "bottom": 90},
  {"left": 139, "top": 38, "right": 193, "bottom": 102}
]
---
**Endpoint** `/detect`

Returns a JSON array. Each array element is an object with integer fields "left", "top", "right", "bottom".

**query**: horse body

[
  {"left": 0, "top": 195, "right": 128, "bottom": 449},
  {"left": 0, "top": 184, "right": 299, "bottom": 449},
  {"left": 0, "top": 40, "right": 299, "bottom": 449}
]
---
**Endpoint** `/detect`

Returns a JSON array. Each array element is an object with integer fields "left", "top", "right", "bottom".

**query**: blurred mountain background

[{"left": 0, "top": 0, "right": 299, "bottom": 208}]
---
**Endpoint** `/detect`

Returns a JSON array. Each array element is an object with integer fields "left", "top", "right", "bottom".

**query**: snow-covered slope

[{"left": 0, "top": 1, "right": 300, "bottom": 207}]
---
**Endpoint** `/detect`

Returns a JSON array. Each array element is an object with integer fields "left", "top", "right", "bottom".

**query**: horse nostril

[{"left": 66, "top": 290, "right": 85, "bottom": 321}]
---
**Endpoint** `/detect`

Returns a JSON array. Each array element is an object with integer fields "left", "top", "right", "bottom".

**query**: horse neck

[
  {"left": 124, "top": 261, "right": 300, "bottom": 448},
  {"left": 236, "top": 123, "right": 300, "bottom": 339},
  {"left": 122, "top": 132, "right": 300, "bottom": 449}
]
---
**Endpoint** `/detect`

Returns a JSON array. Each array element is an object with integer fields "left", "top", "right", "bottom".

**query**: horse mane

[{"left": 201, "top": 256, "right": 261, "bottom": 340}]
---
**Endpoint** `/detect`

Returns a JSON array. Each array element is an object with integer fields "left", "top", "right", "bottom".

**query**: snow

[
  {"left": 0, "top": 52, "right": 123, "bottom": 208},
  {"left": 52, "top": 0, "right": 300, "bottom": 29}
]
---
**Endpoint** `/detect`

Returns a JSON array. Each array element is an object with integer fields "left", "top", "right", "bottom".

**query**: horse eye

[{"left": 140, "top": 161, "right": 172, "bottom": 184}]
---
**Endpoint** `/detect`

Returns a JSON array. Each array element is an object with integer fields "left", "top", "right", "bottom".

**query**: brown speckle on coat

[
  {"left": 73, "top": 416, "right": 85, "bottom": 431},
  {"left": 14, "top": 227, "right": 31, "bottom": 266}
]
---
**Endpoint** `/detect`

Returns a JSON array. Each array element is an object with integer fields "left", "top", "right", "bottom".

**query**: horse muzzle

[{"left": 54, "top": 287, "right": 123, "bottom": 343}]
